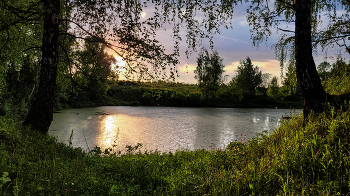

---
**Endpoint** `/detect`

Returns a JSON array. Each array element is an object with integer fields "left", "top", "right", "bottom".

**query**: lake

[{"left": 48, "top": 106, "right": 301, "bottom": 153}]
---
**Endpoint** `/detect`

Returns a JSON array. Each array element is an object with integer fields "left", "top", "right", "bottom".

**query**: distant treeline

[{"left": 102, "top": 80, "right": 301, "bottom": 109}]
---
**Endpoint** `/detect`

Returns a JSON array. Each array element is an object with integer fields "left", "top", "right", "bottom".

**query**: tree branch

[
  {"left": 313, "top": 34, "right": 350, "bottom": 43},
  {"left": 22, "top": 46, "right": 42, "bottom": 53},
  {"left": 275, "top": 0, "right": 295, "bottom": 10},
  {"left": 277, "top": 27, "right": 294, "bottom": 33},
  {"left": 59, "top": 43, "right": 76, "bottom": 94}
]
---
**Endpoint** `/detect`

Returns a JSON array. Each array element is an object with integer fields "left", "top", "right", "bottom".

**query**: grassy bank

[{"left": 1, "top": 104, "right": 350, "bottom": 195}]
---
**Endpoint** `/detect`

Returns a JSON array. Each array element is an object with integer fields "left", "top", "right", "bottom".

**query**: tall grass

[{"left": 1, "top": 103, "right": 350, "bottom": 195}]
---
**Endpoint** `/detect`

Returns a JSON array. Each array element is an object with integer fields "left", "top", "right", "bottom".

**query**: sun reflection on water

[
  {"left": 98, "top": 115, "right": 119, "bottom": 149},
  {"left": 97, "top": 114, "right": 153, "bottom": 152}
]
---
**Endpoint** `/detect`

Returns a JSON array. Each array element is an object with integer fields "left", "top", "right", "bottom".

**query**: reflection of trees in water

[{"left": 194, "top": 108, "right": 221, "bottom": 150}]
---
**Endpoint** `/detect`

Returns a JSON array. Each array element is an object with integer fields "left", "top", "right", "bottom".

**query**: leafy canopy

[
  {"left": 194, "top": 49, "right": 225, "bottom": 99},
  {"left": 232, "top": 57, "right": 262, "bottom": 97}
]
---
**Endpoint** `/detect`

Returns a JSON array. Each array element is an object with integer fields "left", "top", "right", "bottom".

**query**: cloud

[
  {"left": 252, "top": 60, "right": 281, "bottom": 76},
  {"left": 178, "top": 63, "right": 197, "bottom": 73},
  {"left": 224, "top": 62, "right": 240, "bottom": 74},
  {"left": 109, "top": 1, "right": 350, "bottom": 85},
  {"left": 221, "top": 59, "right": 281, "bottom": 82},
  {"left": 239, "top": 20, "right": 248, "bottom": 26}
]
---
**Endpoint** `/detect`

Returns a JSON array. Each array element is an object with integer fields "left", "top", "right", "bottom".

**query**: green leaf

[{"left": 0, "top": 172, "right": 11, "bottom": 188}]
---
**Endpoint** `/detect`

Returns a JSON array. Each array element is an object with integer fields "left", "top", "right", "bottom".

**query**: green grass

[{"left": 1, "top": 103, "right": 350, "bottom": 195}]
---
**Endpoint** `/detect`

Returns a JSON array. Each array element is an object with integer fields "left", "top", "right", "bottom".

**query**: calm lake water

[{"left": 48, "top": 106, "right": 301, "bottom": 153}]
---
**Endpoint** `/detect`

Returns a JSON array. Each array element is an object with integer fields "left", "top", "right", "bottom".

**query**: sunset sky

[{"left": 114, "top": 3, "right": 350, "bottom": 84}]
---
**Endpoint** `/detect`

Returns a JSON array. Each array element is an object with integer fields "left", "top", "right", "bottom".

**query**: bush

[{"left": 186, "top": 92, "right": 201, "bottom": 106}]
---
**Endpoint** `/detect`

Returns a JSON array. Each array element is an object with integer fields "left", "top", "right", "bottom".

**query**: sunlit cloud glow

[{"left": 179, "top": 63, "right": 197, "bottom": 73}]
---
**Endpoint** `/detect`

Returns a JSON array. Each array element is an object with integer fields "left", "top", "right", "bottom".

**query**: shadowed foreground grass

[{"left": 1, "top": 104, "right": 350, "bottom": 195}]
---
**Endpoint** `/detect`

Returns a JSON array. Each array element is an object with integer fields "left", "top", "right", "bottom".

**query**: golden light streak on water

[
  {"left": 98, "top": 115, "right": 118, "bottom": 150},
  {"left": 98, "top": 114, "right": 153, "bottom": 153}
]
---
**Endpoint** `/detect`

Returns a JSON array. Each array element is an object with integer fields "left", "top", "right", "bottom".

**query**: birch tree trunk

[
  {"left": 294, "top": 0, "right": 332, "bottom": 119},
  {"left": 23, "top": 0, "right": 60, "bottom": 134}
]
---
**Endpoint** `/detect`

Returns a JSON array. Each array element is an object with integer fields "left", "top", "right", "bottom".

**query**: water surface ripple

[{"left": 49, "top": 106, "right": 301, "bottom": 153}]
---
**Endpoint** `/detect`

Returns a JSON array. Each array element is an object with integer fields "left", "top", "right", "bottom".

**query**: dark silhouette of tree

[
  {"left": 281, "top": 62, "right": 298, "bottom": 96},
  {"left": 232, "top": 57, "right": 262, "bottom": 99},
  {"left": 75, "top": 37, "right": 116, "bottom": 99},
  {"left": 268, "top": 76, "right": 279, "bottom": 97},
  {"left": 194, "top": 49, "right": 225, "bottom": 99},
  {"left": 245, "top": 0, "right": 349, "bottom": 119}
]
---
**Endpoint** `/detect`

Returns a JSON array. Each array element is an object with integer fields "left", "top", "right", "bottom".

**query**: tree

[
  {"left": 0, "top": 0, "right": 238, "bottom": 133},
  {"left": 21, "top": 0, "right": 61, "bottom": 133},
  {"left": 75, "top": 37, "right": 116, "bottom": 99},
  {"left": 317, "top": 61, "right": 331, "bottom": 82},
  {"left": 194, "top": 49, "right": 225, "bottom": 99},
  {"left": 245, "top": 0, "right": 350, "bottom": 119},
  {"left": 281, "top": 62, "right": 298, "bottom": 96},
  {"left": 268, "top": 76, "right": 279, "bottom": 97},
  {"left": 325, "top": 58, "right": 350, "bottom": 95},
  {"left": 232, "top": 57, "right": 262, "bottom": 99},
  {"left": 258, "top": 73, "right": 272, "bottom": 98},
  {"left": 0, "top": 0, "right": 43, "bottom": 116}
]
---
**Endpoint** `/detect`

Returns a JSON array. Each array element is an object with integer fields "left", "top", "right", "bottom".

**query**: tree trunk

[
  {"left": 23, "top": 0, "right": 60, "bottom": 134},
  {"left": 294, "top": 0, "right": 332, "bottom": 119}
]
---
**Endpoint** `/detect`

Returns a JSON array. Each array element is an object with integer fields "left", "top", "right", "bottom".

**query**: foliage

[
  {"left": 323, "top": 58, "right": 350, "bottom": 95},
  {"left": 317, "top": 61, "right": 332, "bottom": 76},
  {"left": 268, "top": 76, "right": 280, "bottom": 97},
  {"left": 74, "top": 37, "right": 117, "bottom": 100},
  {"left": 194, "top": 49, "right": 225, "bottom": 99},
  {"left": 245, "top": 0, "right": 349, "bottom": 119},
  {"left": 280, "top": 61, "right": 298, "bottom": 96},
  {"left": 247, "top": 0, "right": 350, "bottom": 64},
  {"left": 231, "top": 57, "right": 262, "bottom": 100},
  {"left": 0, "top": 0, "right": 43, "bottom": 119}
]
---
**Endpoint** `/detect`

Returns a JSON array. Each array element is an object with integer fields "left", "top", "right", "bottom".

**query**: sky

[{"left": 113, "top": 2, "right": 350, "bottom": 84}]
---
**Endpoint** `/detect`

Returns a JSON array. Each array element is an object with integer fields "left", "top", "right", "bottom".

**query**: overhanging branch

[
  {"left": 277, "top": 27, "right": 294, "bottom": 33},
  {"left": 22, "top": 46, "right": 42, "bottom": 53},
  {"left": 313, "top": 34, "right": 350, "bottom": 43},
  {"left": 275, "top": 0, "right": 295, "bottom": 10}
]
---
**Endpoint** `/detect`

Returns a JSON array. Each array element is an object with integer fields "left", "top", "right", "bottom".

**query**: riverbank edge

[
  {"left": 1, "top": 104, "right": 349, "bottom": 195},
  {"left": 55, "top": 94, "right": 302, "bottom": 112}
]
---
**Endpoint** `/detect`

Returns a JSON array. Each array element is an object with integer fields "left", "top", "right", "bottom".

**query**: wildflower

[
  {"left": 316, "top": 150, "right": 320, "bottom": 156},
  {"left": 186, "top": 166, "right": 189, "bottom": 170},
  {"left": 59, "top": 173, "right": 62, "bottom": 178}
]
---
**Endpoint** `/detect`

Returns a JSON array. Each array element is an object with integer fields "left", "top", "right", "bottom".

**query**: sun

[{"left": 112, "top": 56, "right": 126, "bottom": 72}]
